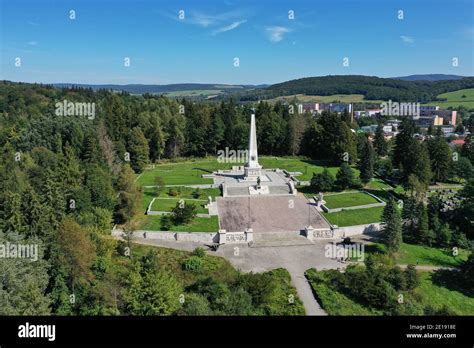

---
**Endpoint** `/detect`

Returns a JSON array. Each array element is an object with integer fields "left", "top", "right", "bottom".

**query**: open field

[
  {"left": 415, "top": 271, "right": 474, "bottom": 315},
  {"left": 362, "top": 242, "right": 469, "bottom": 268},
  {"left": 396, "top": 243, "right": 468, "bottom": 267},
  {"left": 163, "top": 89, "right": 223, "bottom": 98},
  {"left": 323, "top": 192, "right": 379, "bottom": 209},
  {"left": 139, "top": 215, "right": 219, "bottom": 232},
  {"left": 423, "top": 88, "right": 474, "bottom": 109},
  {"left": 322, "top": 206, "right": 384, "bottom": 226},
  {"left": 265, "top": 94, "right": 384, "bottom": 104}
]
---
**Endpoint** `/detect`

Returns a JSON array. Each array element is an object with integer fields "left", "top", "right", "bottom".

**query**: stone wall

[
  {"left": 333, "top": 223, "right": 382, "bottom": 238},
  {"left": 113, "top": 229, "right": 219, "bottom": 243}
]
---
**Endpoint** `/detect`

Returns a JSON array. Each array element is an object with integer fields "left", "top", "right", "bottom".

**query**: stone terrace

[{"left": 216, "top": 193, "right": 330, "bottom": 233}]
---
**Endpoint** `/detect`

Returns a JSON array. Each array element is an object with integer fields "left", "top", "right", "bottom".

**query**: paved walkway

[{"left": 120, "top": 235, "right": 343, "bottom": 315}]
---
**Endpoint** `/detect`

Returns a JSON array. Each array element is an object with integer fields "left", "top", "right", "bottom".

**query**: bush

[
  {"left": 310, "top": 168, "right": 334, "bottom": 192},
  {"left": 192, "top": 188, "right": 201, "bottom": 199},
  {"left": 335, "top": 163, "right": 360, "bottom": 190},
  {"left": 171, "top": 202, "right": 197, "bottom": 225},
  {"left": 404, "top": 264, "right": 420, "bottom": 290},
  {"left": 160, "top": 215, "right": 173, "bottom": 230},
  {"left": 116, "top": 240, "right": 128, "bottom": 256},
  {"left": 177, "top": 293, "right": 212, "bottom": 315},
  {"left": 182, "top": 256, "right": 204, "bottom": 272},
  {"left": 168, "top": 188, "right": 179, "bottom": 197},
  {"left": 192, "top": 247, "right": 206, "bottom": 258}
]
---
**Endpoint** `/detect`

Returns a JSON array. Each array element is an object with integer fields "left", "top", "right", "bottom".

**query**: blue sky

[{"left": 1, "top": 0, "right": 473, "bottom": 85}]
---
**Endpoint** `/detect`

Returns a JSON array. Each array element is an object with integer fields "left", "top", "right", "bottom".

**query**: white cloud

[
  {"left": 400, "top": 35, "right": 414, "bottom": 44},
  {"left": 27, "top": 41, "right": 38, "bottom": 46},
  {"left": 188, "top": 10, "right": 245, "bottom": 27},
  {"left": 266, "top": 26, "right": 291, "bottom": 42},
  {"left": 212, "top": 20, "right": 247, "bottom": 35}
]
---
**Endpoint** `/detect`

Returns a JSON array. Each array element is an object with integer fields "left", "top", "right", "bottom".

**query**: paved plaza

[{"left": 216, "top": 193, "right": 331, "bottom": 233}]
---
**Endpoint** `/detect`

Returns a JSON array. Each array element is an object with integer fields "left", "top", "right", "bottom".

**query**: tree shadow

[
  {"left": 430, "top": 269, "right": 473, "bottom": 298},
  {"left": 192, "top": 167, "right": 213, "bottom": 174}
]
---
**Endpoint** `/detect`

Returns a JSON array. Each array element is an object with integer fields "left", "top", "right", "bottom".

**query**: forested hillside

[
  {"left": 235, "top": 75, "right": 474, "bottom": 103},
  {"left": 0, "top": 81, "right": 312, "bottom": 315}
]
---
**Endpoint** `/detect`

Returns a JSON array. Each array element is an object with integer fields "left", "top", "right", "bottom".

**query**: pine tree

[
  {"left": 374, "top": 124, "right": 388, "bottom": 157},
  {"left": 359, "top": 135, "right": 374, "bottom": 184},
  {"left": 381, "top": 199, "right": 403, "bottom": 253},
  {"left": 335, "top": 162, "right": 357, "bottom": 190},
  {"left": 128, "top": 127, "right": 149, "bottom": 173},
  {"left": 416, "top": 203, "right": 435, "bottom": 246},
  {"left": 148, "top": 124, "right": 165, "bottom": 162},
  {"left": 413, "top": 142, "right": 433, "bottom": 188},
  {"left": 427, "top": 129, "right": 452, "bottom": 182},
  {"left": 207, "top": 112, "right": 225, "bottom": 154}
]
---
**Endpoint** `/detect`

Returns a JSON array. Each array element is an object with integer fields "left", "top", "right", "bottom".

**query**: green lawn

[
  {"left": 322, "top": 206, "right": 384, "bottom": 227},
  {"left": 396, "top": 243, "right": 468, "bottom": 267},
  {"left": 137, "top": 156, "right": 346, "bottom": 186},
  {"left": 423, "top": 88, "right": 474, "bottom": 109},
  {"left": 142, "top": 187, "right": 219, "bottom": 213},
  {"left": 364, "top": 178, "right": 392, "bottom": 190},
  {"left": 323, "top": 192, "right": 380, "bottom": 209},
  {"left": 361, "top": 242, "right": 469, "bottom": 268},
  {"left": 140, "top": 215, "right": 219, "bottom": 232},
  {"left": 150, "top": 198, "right": 208, "bottom": 214},
  {"left": 259, "top": 157, "right": 349, "bottom": 181},
  {"left": 138, "top": 160, "right": 222, "bottom": 186},
  {"left": 416, "top": 271, "right": 474, "bottom": 315}
]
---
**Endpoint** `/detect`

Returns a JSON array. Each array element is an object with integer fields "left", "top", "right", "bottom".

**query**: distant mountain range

[
  {"left": 392, "top": 74, "right": 469, "bottom": 81},
  {"left": 52, "top": 83, "right": 267, "bottom": 96},
  {"left": 50, "top": 74, "right": 474, "bottom": 102}
]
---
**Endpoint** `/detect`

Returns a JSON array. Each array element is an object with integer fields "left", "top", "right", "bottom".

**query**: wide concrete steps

[{"left": 250, "top": 232, "right": 313, "bottom": 248}]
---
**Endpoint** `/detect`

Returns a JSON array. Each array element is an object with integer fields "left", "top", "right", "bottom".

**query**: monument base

[
  {"left": 243, "top": 166, "right": 262, "bottom": 180},
  {"left": 249, "top": 185, "right": 269, "bottom": 195}
]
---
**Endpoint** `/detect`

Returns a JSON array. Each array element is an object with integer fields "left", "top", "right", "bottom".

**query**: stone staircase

[{"left": 250, "top": 231, "right": 314, "bottom": 248}]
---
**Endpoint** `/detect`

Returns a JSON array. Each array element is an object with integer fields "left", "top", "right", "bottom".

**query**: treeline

[{"left": 235, "top": 75, "right": 474, "bottom": 103}]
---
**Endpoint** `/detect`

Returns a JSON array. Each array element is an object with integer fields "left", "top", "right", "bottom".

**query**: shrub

[
  {"left": 160, "top": 215, "right": 173, "bottom": 230},
  {"left": 171, "top": 202, "right": 197, "bottom": 225},
  {"left": 192, "top": 188, "right": 201, "bottom": 198},
  {"left": 310, "top": 168, "right": 334, "bottom": 192},
  {"left": 182, "top": 256, "right": 204, "bottom": 272},
  {"left": 404, "top": 264, "right": 420, "bottom": 290},
  {"left": 168, "top": 188, "right": 179, "bottom": 197},
  {"left": 116, "top": 240, "right": 128, "bottom": 256},
  {"left": 192, "top": 247, "right": 206, "bottom": 258}
]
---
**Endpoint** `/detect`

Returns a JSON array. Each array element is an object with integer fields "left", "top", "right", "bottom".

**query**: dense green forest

[
  {"left": 0, "top": 80, "right": 473, "bottom": 315},
  {"left": 234, "top": 75, "right": 474, "bottom": 103},
  {"left": 0, "top": 81, "right": 308, "bottom": 315}
]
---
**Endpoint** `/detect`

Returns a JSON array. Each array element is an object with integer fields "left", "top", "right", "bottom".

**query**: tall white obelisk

[{"left": 244, "top": 113, "right": 262, "bottom": 180}]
